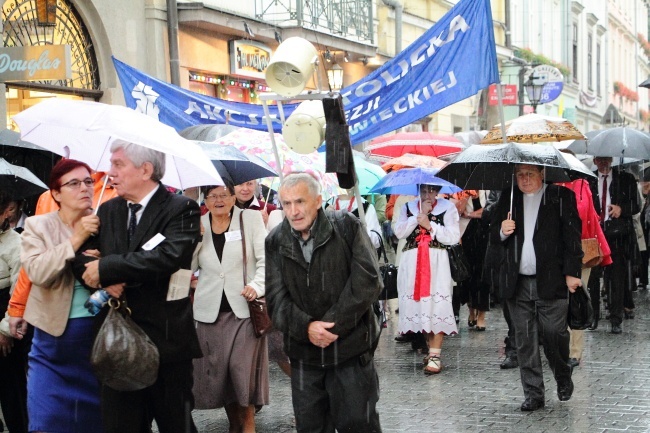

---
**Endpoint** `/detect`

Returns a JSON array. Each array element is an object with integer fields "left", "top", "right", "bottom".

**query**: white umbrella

[{"left": 13, "top": 99, "right": 223, "bottom": 190}]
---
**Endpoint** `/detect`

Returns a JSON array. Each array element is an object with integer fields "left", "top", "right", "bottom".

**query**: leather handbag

[
  {"left": 568, "top": 285, "right": 594, "bottom": 330},
  {"left": 90, "top": 297, "right": 160, "bottom": 391},
  {"left": 240, "top": 211, "right": 272, "bottom": 338},
  {"left": 604, "top": 217, "right": 633, "bottom": 239},
  {"left": 581, "top": 238, "right": 603, "bottom": 269},
  {"left": 446, "top": 243, "right": 471, "bottom": 283},
  {"left": 372, "top": 230, "right": 398, "bottom": 300}
]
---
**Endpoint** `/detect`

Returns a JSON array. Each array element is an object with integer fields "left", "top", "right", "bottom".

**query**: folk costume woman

[{"left": 394, "top": 184, "right": 459, "bottom": 375}]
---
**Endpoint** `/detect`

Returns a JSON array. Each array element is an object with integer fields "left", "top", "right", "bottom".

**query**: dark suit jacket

[
  {"left": 74, "top": 184, "right": 202, "bottom": 363},
  {"left": 588, "top": 168, "right": 639, "bottom": 223},
  {"left": 490, "top": 184, "right": 583, "bottom": 300}
]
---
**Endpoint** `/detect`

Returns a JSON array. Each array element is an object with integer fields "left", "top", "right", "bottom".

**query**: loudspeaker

[
  {"left": 265, "top": 37, "right": 318, "bottom": 98},
  {"left": 282, "top": 100, "right": 325, "bottom": 154}
]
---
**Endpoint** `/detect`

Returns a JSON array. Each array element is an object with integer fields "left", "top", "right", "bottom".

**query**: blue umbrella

[
  {"left": 369, "top": 167, "right": 462, "bottom": 195},
  {"left": 194, "top": 141, "right": 277, "bottom": 184}
]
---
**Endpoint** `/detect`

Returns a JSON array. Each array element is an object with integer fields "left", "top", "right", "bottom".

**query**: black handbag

[
  {"left": 604, "top": 217, "right": 633, "bottom": 239},
  {"left": 372, "top": 230, "right": 398, "bottom": 300},
  {"left": 446, "top": 243, "right": 471, "bottom": 283},
  {"left": 567, "top": 285, "right": 594, "bottom": 330},
  {"left": 90, "top": 297, "right": 160, "bottom": 391}
]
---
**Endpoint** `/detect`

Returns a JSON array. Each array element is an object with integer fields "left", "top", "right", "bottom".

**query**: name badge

[
  {"left": 225, "top": 230, "right": 242, "bottom": 242},
  {"left": 142, "top": 233, "right": 166, "bottom": 250},
  {"left": 167, "top": 269, "right": 193, "bottom": 301}
]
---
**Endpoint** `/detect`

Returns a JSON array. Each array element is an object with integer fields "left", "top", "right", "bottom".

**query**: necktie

[
  {"left": 128, "top": 203, "right": 142, "bottom": 242},
  {"left": 600, "top": 174, "right": 608, "bottom": 222}
]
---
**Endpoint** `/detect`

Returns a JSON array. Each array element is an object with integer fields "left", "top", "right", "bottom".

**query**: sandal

[
  {"left": 423, "top": 355, "right": 442, "bottom": 375},
  {"left": 468, "top": 319, "right": 476, "bottom": 328}
]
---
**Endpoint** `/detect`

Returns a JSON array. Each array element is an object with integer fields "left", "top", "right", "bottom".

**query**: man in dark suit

[
  {"left": 75, "top": 143, "right": 202, "bottom": 433},
  {"left": 491, "top": 164, "right": 583, "bottom": 412},
  {"left": 587, "top": 156, "right": 639, "bottom": 334}
]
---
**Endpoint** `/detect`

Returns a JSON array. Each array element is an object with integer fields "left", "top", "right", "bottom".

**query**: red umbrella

[{"left": 366, "top": 132, "right": 464, "bottom": 160}]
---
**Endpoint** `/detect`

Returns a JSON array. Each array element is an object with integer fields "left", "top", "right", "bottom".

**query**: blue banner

[{"left": 113, "top": 0, "right": 498, "bottom": 144}]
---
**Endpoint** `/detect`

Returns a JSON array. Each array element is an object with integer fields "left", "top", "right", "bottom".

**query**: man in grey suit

[
  {"left": 75, "top": 142, "right": 202, "bottom": 433},
  {"left": 491, "top": 164, "right": 583, "bottom": 412}
]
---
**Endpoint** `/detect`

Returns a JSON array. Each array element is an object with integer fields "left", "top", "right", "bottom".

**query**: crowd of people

[{"left": 0, "top": 142, "right": 647, "bottom": 432}]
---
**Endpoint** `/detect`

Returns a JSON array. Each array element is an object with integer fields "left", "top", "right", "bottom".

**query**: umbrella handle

[{"left": 93, "top": 174, "right": 110, "bottom": 216}]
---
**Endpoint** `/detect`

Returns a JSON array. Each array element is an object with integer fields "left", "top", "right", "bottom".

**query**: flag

[{"left": 113, "top": 0, "right": 498, "bottom": 144}]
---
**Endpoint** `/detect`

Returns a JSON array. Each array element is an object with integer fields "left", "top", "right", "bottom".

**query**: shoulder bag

[
  {"left": 581, "top": 238, "right": 603, "bottom": 269},
  {"left": 90, "top": 297, "right": 160, "bottom": 391},
  {"left": 446, "top": 243, "right": 471, "bottom": 283},
  {"left": 240, "top": 211, "right": 272, "bottom": 338}
]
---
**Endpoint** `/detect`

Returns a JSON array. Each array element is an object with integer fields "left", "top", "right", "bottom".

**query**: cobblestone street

[{"left": 193, "top": 289, "right": 650, "bottom": 433}]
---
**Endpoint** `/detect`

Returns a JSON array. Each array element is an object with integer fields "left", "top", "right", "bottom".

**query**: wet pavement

[
  {"left": 193, "top": 289, "right": 650, "bottom": 433},
  {"left": 3, "top": 289, "right": 649, "bottom": 432}
]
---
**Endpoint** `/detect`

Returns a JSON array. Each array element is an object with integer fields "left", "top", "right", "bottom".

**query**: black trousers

[
  {"left": 101, "top": 359, "right": 197, "bottom": 433},
  {"left": 0, "top": 289, "right": 29, "bottom": 433},
  {"left": 290, "top": 355, "right": 381, "bottom": 433},
  {"left": 506, "top": 275, "right": 571, "bottom": 402},
  {"left": 603, "top": 235, "right": 629, "bottom": 325}
]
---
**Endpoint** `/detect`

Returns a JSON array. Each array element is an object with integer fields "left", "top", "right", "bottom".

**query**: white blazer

[{"left": 192, "top": 207, "right": 266, "bottom": 323}]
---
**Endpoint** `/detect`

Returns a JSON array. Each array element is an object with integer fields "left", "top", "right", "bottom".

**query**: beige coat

[
  {"left": 192, "top": 207, "right": 266, "bottom": 323},
  {"left": 21, "top": 212, "right": 77, "bottom": 337}
]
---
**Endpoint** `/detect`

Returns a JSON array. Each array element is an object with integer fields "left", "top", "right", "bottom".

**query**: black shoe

[
  {"left": 395, "top": 334, "right": 414, "bottom": 343},
  {"left": 520, "top": 399, "right": 545, "bottom": 411},
  {"left": 475, "top": 326, "right": 486, "bottom": 331},
  {"left": 568, "top": 358, "right": 580, "bottom": 369},
  {"left": 557, "top": 379, "right": 574, "bottom": 402},
  {"left": 500, "top": 357, "right": 518, "bottom": 369},
  {"left": 587, "top": 319, "right": 598, "bottom": 331},
  {"left": 611, "top": 323, "right": 622, "bottom": 334},
  {"left": 640, "top": 284, "right": 648, "bottom": 291},
  {"left": 625, "top": 310, "right": 635, "bottom": 319}
]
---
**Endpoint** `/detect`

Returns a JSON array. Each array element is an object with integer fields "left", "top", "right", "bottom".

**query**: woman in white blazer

[{"left": 191, "top": 180, "right": 268, "bottom": 433}]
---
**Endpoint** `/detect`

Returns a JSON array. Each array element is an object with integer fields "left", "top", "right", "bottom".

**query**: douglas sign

[{"left": 0, "top": 45, "right": 71, "bottom": 81}]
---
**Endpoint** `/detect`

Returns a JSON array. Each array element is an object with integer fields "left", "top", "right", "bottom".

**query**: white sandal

[{"left": 424, "top": 355, "right": 442, "bottom": 375}]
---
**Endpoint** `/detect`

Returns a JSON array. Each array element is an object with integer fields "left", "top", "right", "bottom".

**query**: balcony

[{"left": 255, "top": 0, "right": 373, "bottom": 45}]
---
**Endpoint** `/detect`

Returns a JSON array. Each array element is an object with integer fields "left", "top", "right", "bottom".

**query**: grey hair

[
  {"left": 110, "top": 140, "right": 166, "bottom": 182},
  {"left": 279, "top": 173, "right": 322, "bottom": 198}
]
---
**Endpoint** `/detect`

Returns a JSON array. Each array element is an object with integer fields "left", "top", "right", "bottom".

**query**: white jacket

[{"left": 192, "top": 207, "right": 266, "bottom": 323}]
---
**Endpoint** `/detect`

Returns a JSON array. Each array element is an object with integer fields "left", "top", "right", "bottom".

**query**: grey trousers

[
  {"left": 506, "top": 275, "right": 571, "bottom": 402},
  {"left": 290, "top": 355, "right": 382, "bottom": 433}
]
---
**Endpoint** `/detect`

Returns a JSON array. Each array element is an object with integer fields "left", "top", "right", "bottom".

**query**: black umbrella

[
  {"left": 437, "top": 142, "right": 595, "bottom": 191},
  {"left": 193, "top": 141, "right": 277, "bottom": 185},
  {"left": 639, "top": 77, "right": 650, "bottom": 89},
  {"left": 0, "top": 157, "right": 49, "bottom": 199},
  {"left": 180, "top": 124, "right": 241, "bottom": 142}
]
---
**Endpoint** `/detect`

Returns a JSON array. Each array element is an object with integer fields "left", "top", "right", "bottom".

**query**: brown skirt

[{"left": 193, "top": 312, "right": 269, "bottom": 409}]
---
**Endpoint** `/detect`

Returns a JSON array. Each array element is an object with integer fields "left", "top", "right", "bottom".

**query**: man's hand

[
  {"left": 501, "top": 213, "right": 515, "bottom": 236},
  {"left": 9, "top": 317, "right": 27, "bottom": 339},
  {"left": 308, "top": 321, "right": 338, "bottom": 348},
  {"left": 104, "top": 283, "right": 125, "bottom": 298},
  {"left": 0, "top": 333, "right": 12, "bottom": 356},
  {"left": 566, "top": 275, "right": 582, "bottom": 293},
  {"left": 82, "top": 260, "right": 101, "bottom": 289},
  {"left": 608, "top": 204, "right": 622, "bottom": 219}
]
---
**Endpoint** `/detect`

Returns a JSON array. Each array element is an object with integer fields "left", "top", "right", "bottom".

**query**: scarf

[{"left": 413, "top": 200, "right": 435, "bottom": 301}]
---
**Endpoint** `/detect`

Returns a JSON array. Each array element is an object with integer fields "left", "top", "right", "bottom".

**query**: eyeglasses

[
  {"left": 61, "top": 178, "right": 95, "bottom": 189},
  {"left": 205, "top": 193, "right": 233, "bottom": 202}
]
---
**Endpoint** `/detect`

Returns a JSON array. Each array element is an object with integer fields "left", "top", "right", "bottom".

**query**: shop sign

[
  {"left": 229, "top": 40, "right": 271, "bottom": 80},
  {"left": 488, "top": 84, "right": 517, "bottom": 105},
  {"left": 0, "top": 45, "right": 71, "bottom": 82},
  {"left": 525, "top": 64, "right": 564, "bottom": 104}
]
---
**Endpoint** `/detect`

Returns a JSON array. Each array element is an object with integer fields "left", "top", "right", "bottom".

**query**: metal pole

[
  {"left": 261, "top": 99, "right": 284, "bottom": 182},
  {"left": 166, "top": 0, "right": 181, "bottom": 85}
]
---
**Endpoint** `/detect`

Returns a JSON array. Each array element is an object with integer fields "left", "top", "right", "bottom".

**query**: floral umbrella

[
  {"left": 481, "top": 113, "right": 586, "bottom": 144},
  {"left": 214, "top": 128, "right": 342, "bottom": 197},
  {"left": 381, "top": 153, "right": 447, "bottom": 173}
]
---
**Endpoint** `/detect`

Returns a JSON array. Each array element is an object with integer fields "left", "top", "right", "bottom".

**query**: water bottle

[{"left": 85, "top": 289, "right": 110, "bottom": 315}]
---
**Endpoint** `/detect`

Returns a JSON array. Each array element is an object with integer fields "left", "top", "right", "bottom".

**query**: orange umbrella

[{"left": 381, "top": 153, "right": 447, "bottom": 173}]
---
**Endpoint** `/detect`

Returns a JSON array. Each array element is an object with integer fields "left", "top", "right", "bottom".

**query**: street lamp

[
  {"left": 524, "top": 75, "right": 544, "bottom": 113},
  {"left": 327, "top": 63, "right": 344, "bottom": 91}
]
